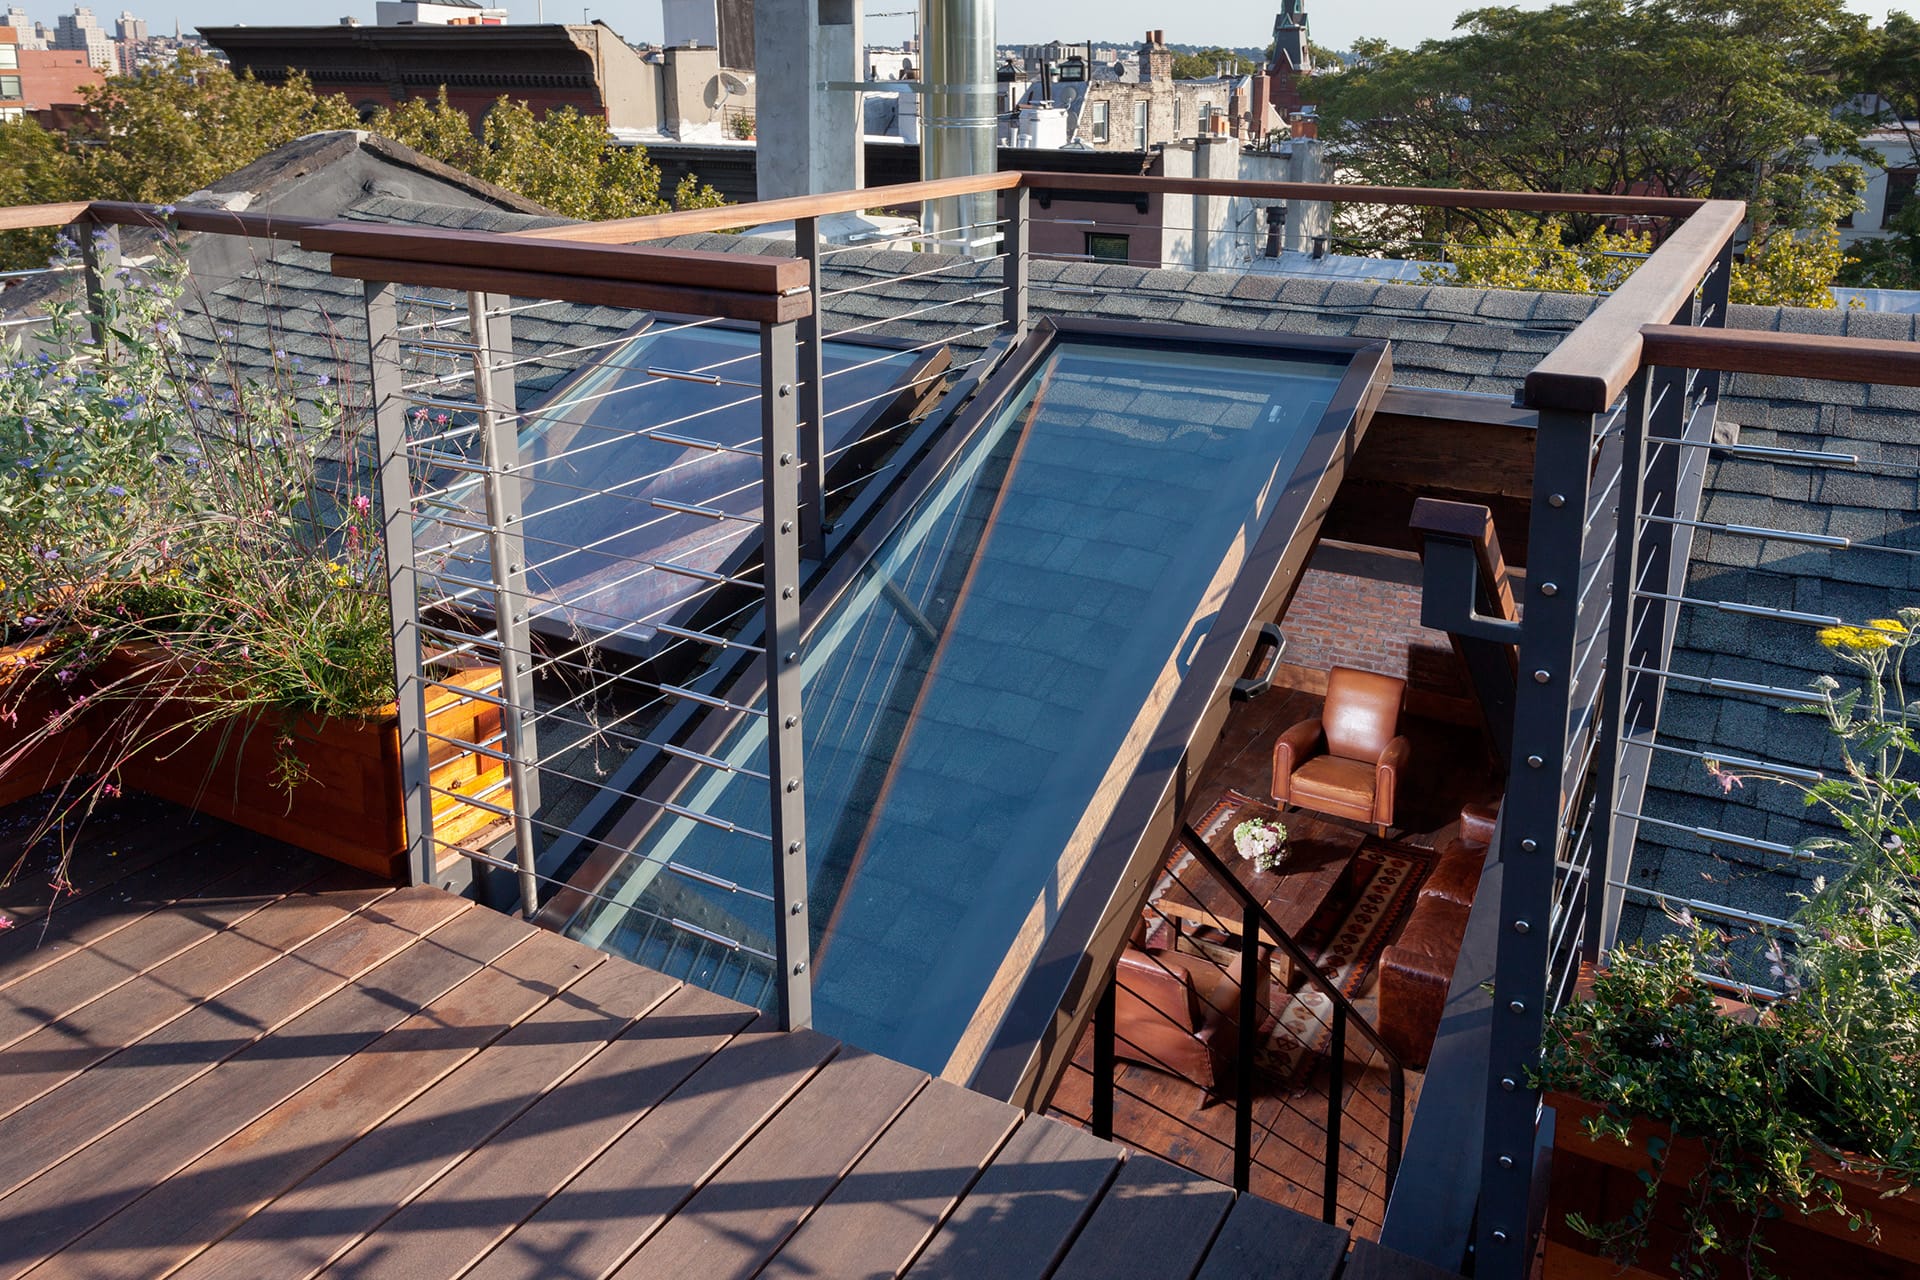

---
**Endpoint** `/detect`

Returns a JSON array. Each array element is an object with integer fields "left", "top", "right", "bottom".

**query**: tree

[
  {"left": 1317, "top": 0, "right": 1871, "bottom": 248},
  {"left": 370, "top": 91, "right": 724, "bottom": 222},
  {"left": 1838, "top": 13, "right": 1920, "bottom": 287},
  {"left": 68, "top": 49, "right": 363, "bottom": 203},
  {"left": 1421, "top": 218, "right": 1652, "bottom": 293},
  {"left": 1169, "top": 47, "right": 1257, "bottom": 80},
  {"left": 1428, "top": 216, "right": 1855, "bottom": 308},
  {"left": 0, "top": 55, "right": 727, "bottom": 270}
]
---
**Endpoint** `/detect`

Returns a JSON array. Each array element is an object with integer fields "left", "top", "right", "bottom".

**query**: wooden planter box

[
  {"left": 2, "top": 640, "right": 510, "bottom": 881},
  {"left": 0, "top": 638, "right": 97, "bottom": 809},
  {"left": 1544, "top": 1090, "right": 1920, "bottom": 1280}
]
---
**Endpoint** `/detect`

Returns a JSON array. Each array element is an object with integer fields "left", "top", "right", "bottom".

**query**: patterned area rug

[{"left": 1177, "top": 790, "right": 1430, "bottom": 1091}]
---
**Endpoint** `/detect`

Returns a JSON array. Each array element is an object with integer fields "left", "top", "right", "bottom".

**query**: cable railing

[
  {"left": 1074, "top": 816, "right": 1406, "bottom": 1230},
  {"left": 6, "top": 174, "right": 1816, "bottom": 1275}
]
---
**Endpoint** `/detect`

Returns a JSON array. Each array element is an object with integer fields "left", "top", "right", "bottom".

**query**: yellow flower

[
  {"left": 1819, "top": 624, "right": 1895, "bottom": 652},
  {"left": 1867, "top": 618, "right": 1908, "bottom": 636}
]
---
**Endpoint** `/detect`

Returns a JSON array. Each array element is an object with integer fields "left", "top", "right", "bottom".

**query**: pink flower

[
  {"left": 353, "top": 495, "right": 372, "bottom": 514},
  {"left": 1704, "top": 759, "right": 1743, "bottom": 795},
  {"left": 101, "top": 782, "right": 120, "bottom": 798}
]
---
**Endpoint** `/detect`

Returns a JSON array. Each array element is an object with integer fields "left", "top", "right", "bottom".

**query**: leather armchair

[
  {"left": 1112, "top": 945, "right": 1251, "bottom": 1103},
  {"left": 1271, "top": 666, "right": 1411, "bottom": 835}
]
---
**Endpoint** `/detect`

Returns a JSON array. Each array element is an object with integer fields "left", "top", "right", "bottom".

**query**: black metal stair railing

[{"left": 1083, "top": 819, "right": 1406, "bottom": 1226}]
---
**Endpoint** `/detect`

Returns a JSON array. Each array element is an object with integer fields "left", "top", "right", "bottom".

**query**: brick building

[{"left": 0, "top": 23, "right": 102, "bottom": 123}]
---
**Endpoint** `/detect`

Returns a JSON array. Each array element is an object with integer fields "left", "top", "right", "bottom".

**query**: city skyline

[{"left": 10, "top": 0, "right": 1919, "bottom": 56}]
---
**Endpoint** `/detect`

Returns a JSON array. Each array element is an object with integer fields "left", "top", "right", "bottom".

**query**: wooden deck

[
  {"left": 0, "top": 795, "right": 1459, "bottom": 1280},
  {"left": 1047, "top": 687, "right": 1501, "bottom": 1241}
]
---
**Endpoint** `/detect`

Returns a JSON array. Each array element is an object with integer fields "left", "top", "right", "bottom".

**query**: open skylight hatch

[
  {"left": 545, "top": 318, "right": 1391, "bottom": 1102},
  {"left": 432, "top": 319, "right": 952, "bottom": 666}
]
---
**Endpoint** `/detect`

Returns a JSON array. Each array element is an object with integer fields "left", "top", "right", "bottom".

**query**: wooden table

[{"left": 1154, "top": 801, "right": 1368, "bottom": 984}]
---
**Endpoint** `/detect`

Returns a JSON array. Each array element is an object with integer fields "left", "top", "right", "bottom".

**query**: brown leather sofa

[
  {"left": 1112, "top": 944, "right": 1262, "bottom": 1102},
  {"left": 1377, "top": 803, "right": 1498, "bottom": 1068},
  {"left": 1271, "top": 667, "right": 1412, "bottom": 836}
]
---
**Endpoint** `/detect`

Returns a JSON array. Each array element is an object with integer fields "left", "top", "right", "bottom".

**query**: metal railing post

[
  {"left": 78, "top": 221, "right": 120, "bottom": 351},
  {"left": 364, "top": 280, "right": 439, "bottom": 889},
  {"left": 469, "top": 290, "right": 543, "bottom": 916},
  {"left": 1091, "top": 978, "right": 1115, "bottom": 1141},
  {"left": 1235, "top": 901, "right": 1258, "bottom": 1193},
  {"left": 1325, "top": 1003, "right": 1346, "bottom": 1224},
  {"left": 1002, "top": 185, "right": 1029, "bottom": 345},
  {"left": 794, "top": 216, "right": 828, "bottom": 561},
  {"left": 1696, "top": 236, "right": 1734, "bottom": 406},
  {"left": 761, "top": 318, "right": 813, "bottom": 1032},
  {"left": 1586, "top": 367, "right": 1652, "bottom": 965},
  {"left": 1476, "top": 405, "right": 1599, "bottom": 1280}
]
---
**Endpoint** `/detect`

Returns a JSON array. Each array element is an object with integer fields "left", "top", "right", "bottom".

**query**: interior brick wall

[{"left": 1278, "top": 555, "right": 1471, "bottom": 700}]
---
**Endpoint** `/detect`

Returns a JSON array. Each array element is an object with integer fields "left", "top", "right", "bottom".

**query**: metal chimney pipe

[{"left": 920, "top": 0, "right": 996, "bottom": 253}]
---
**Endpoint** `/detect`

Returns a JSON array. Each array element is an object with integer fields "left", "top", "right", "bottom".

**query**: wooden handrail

[
  {"left": 0, "top": 202, "right": 90, "bottom": 232},
  {"left": 1021, "top": 172, "right": 1711, "bottom": 217},
  {"left": 299, "top": 222, "right": 808, "bottom": 294},
  {"left": 514, "top": 170, "right": 1025, "bottom": 245},
  {"left": 1641, "top": 323, "right": 1920, "bottom": 388},
  {"left": 1524, "top": 199, "right": 1745, "bottom": 414},
  {"left": 86, "top": 201, "right": 325, "bottom": 241}
]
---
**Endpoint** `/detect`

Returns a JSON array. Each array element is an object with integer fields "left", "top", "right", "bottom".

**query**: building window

[
  {"left": 0, "top": 105, "right": 21, "bottom": 122},
  {"left": 1134, "top": 100, "right": 1149, "bottom": 149},
  {"left": 0, "top": 74, "right": 20, "bottom": 100},
  {"left": 0, "top": 44, "right": 17, "bottom": 70},
  {"left": 1086, "top": 232, "right": 1130, "bottom": 263},
  {"left": 1885, "top": 168, "right": 1918, "bottom": 228},
  {"left": 1090, "top": 101, "right": 1109, "bottom": 143}
]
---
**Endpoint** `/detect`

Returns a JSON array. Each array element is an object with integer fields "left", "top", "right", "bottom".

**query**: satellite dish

[{"left": 706, "top": 69, "right": 753, "bottom": 110}]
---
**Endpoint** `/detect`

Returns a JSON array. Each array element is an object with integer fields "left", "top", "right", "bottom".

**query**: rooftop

[{"left": 2, "top": 150, "right": 1916, "bottom": 1279}]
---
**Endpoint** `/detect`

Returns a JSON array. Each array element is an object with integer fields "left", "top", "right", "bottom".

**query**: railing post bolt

[
  {"left": 1509, "top": 1000, "right": 1526, "bottom": 1014},
  {"left": 1499, "top": 1155, "right": 1515, "bottom": 1169},
  {"left": 1533, "top": 670, "right": 1551, "bottom": 683},
  {"left": 1540, "top": 582, "right": 1558, "bottom": 595},
  {"left": 1514, "top": 920, "right": 1532, "bottom": 933},
  {"left": 1527, "top": 755, "right": 1543, "bottom": 768},
  {"left": 1520, "top": 838, "right": 1538, "bottom": 852}
]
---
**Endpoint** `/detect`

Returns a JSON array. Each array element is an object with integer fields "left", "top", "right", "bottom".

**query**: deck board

[
  {"left": 457, "top": 1022, "right": 840, "bottom": 1280},
  {"left": 32, "top": 925, "right": 598, "bottom": 1280},
  {"left": 906, "top": 1115, "right": 1122, "bottom": 1280},
  {"left": 613, "top": 1047, "right": 927, "bottom": 1279},
  {"left": 0, "top": 877, "right": 395, "bottom": 1189},
  {"left": 0, "top": 848, "right": 325, "bottom": 1050},
  {"left": 758, "top": 1077, "right": 1020, "bottom": 1280},
  {"left": 1053, "top": 1152, "right": 1236, "bottom": 1280},
  {"left": 1194, "top": 1192, "right": 1351, "bottom": 1280},
  {"left": 0, "top": 800, "right": 1474, "bottom": 1280},
  {"left": 304, "top": 980, "right": 742, "bottom": 1280}
]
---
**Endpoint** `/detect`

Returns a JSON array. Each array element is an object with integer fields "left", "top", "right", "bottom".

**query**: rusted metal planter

[
  {"left": 1544, "top": 1090, "right": 1920, "bottom": 1280},
  {"left": 2, "top": 642, "right": 506, "bottom": 881}
]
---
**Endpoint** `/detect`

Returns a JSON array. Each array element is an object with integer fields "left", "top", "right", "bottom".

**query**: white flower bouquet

[{"left": 1231, "top": 816, "right": 1287, "bottom": 873}]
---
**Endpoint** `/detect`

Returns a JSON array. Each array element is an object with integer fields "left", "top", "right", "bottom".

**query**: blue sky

[{"left": 45, "top": 0, "right": 1920, "bottom": 53}]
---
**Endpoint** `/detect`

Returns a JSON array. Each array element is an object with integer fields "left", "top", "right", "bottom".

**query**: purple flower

[
  {"left": 106, "top": 485, "right": 125, "bottom": 497},
  {"left": 316, "top": 374, "right": 331, "bottom": 387}
]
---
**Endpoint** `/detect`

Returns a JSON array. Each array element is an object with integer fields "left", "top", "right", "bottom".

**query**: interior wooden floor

[
  {"left": 0, "top": 792, "right": 1471, "bottom": 1280},
  {"left": 1047, "top": 685, "right": 1503, "bottom": 1241}
]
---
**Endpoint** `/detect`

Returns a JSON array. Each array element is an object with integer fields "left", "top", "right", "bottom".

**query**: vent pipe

[{"left": 920, "top": 0, "right": 996, "bottom": 253}]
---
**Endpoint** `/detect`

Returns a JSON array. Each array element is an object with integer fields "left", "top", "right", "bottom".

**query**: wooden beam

[
  {"left": 86, "top": 201, "right": 325, "bottom": 242},
  {"left": 326, "top": 255, "right": 807, "bottom": 324},
  {"left": 0, "top": 202, "right": 91, "bottom": 232},
  {"left": 303, "top": 222, "right": 808, "bottom": 295},
  {"left": 1524, "top": 200, "right": 1745, "bottom": 413},
  {"left": 1018, "top": 172, "right": 1711, "bottom": 217},
  {"left": 1359, "top": 388, "right": 1537, "bottom": 502},
  {"left": 515, "top": 171, "right": 1026, "bottom": 245},
  {"left": 1640, "top": 322, "right": 1920, "bottom": 387}
]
